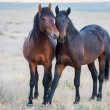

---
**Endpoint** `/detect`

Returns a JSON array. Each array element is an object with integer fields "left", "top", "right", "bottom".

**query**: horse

[
  {"left": 43, "top": 6, "right": 110, "bottom": 105},
  {"left": 23, "top": 4, "right": 59, "bottom": 106}
]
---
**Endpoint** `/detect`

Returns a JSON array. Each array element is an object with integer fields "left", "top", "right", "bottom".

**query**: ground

[{"left": 0, "top": 9, "right": 110, "bottom": 110}]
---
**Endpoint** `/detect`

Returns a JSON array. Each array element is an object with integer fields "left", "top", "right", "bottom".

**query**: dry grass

[{"left": 0, "top": 8, "right": 110, "bottom": 110}]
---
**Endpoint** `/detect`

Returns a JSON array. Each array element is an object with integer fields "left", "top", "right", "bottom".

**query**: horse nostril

[
  {"left": 64, "top": 36, "right": 66, "bottom": 40},
  {"left": 59, "top": 36, "right": 61, "bottom": 39}
]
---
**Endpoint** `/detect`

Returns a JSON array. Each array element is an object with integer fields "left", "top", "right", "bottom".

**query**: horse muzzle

[
  {"left": 50, "top": 32, "right": 59, "bottom": 39},
  {"left": 58, "top": 36, "right": 66, "bottom": 43}
]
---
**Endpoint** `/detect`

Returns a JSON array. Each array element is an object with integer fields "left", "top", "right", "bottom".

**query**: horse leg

[
  {"left": 43, "top": 63, "right": 65, "bottom": 104},
  {"left": 27, "top": 62, "right": 36, "bottom": 106},
  {"left": 34, "top": 66, "right": 39, "bottom": 99},
  {"left": 73, "top": 62, "right": 81, "bottom": 104},
  {"left": 43, "top": 62, "right": 52, "bottom": 103},
  {"left": 88, "top": 62, "right": 98, "bottom": 101},
  {"left": 97, "top": 54, "right": 106, "bottom": 101}
]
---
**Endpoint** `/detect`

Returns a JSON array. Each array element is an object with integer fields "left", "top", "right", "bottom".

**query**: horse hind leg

[
  {"left": 97, "top": 54, "right": 106, "bottom": 101},
  {"left": 88, "top": 62, "right": 98, "bottom": 101},
  {"left": 34, "top": 66, "right": 39, "bottom": 99}
]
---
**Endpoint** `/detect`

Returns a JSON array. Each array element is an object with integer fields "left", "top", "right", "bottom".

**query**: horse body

[
  {"left": 23, "top": 4, "right": 59, "bottom": 106},
  {"left": 44, "top": 6, "right": 110, "bottom": 105}
]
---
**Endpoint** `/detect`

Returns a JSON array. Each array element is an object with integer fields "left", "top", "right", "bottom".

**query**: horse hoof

[
  {"left": 73, "top": 102, "right": 79, "bottom": 106},
  {"left": 97, "top": 98, "right": 101, "bottom": 101},
  {"left": 27, "top": 101, "right": 33, "bottom": 107},
  {"left": 89, "top": 95, "right": 95, "bottom": 101},
  {"left": 27, "top": 103, "right": 34, "bottom": 107},
  {"left": 97, "top": 93, "right": 102, "bottom": 101},
  {"left": 34, "top": 94, "right": 39, "bottom": 99},
  {"left": 73, "top": 96, "right": 80, "bottom": 105},
  {"left": 40, "top": 103, "right": 45, "bottom": 107},
  {"left": 41, "top": 101, "right": 51, "bottom": 107}
]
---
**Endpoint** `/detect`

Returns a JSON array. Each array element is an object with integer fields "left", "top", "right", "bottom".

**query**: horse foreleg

[
  {"left": 73, "top": 62, "right": 81, "bottom": 105},
  {"left": 88, "top": 62, "right": 98, "bottom": 101},
  {"left": 34, "top": 66, "right": 39, "bottom": 99},
  {"left": 43, "top": 63, "right": 65, "bottom": 105},
  {"left": 27, "top": 62, "right": 36, "bottom": 106},
  {"left": 43, "top": 62, "right": 52, "bottom": 103}
]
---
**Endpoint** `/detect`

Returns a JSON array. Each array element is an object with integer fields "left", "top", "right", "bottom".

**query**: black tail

[{"left": 105, "top": 52, "right": 110, "bottom": 81}]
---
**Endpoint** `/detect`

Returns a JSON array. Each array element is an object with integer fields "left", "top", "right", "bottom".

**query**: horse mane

[
  {"left": 30, "top": 7, "right": 54, "bottom": 43},
  {"left": 67, "top": 19, "right": 79, "bottom": 38},
  {"left": 66, "top": 15, "right": 79, "bottom": 39}
]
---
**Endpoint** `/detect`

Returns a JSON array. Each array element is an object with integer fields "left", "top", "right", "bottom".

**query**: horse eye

[{"left": 42, "top": 18, "right": 45, "bottom": 20}]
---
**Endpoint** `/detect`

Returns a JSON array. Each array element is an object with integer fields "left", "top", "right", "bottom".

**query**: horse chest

[
  {"left": 57, "top": 54, "right": 73, "bottom": 66},
  {"left": 29, "top": 48, "right": 52, "bottom": 65}
]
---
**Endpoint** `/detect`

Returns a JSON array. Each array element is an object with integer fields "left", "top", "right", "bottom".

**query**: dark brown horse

[
  {"left": 23, "top": 4, "right": 59, "bottom": 106},
  {"left": 43, "top": 6, "right": 110, "bottom": 105}
]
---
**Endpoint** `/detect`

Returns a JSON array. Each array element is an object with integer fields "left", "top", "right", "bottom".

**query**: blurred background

[{"left": 0, "top": 0, "right": 110, "bottom": 110}]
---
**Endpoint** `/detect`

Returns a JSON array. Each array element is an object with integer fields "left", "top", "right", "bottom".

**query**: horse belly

[{"left": 82, "top": 46, "right": 102, "bottom": 65}]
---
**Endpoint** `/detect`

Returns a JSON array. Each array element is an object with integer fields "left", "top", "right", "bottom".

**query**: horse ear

[
  {"left": 66, "top": 7, "right": 71, "bottom": 15},
  {"left": 38, "top": 4, "right": 42, "bottom": 12},
  {"left": 55, "top": 5, "right": 59, "bottom": 15},
  {"left": 48, "top": 3, "right": 51, "bottom": 10}
]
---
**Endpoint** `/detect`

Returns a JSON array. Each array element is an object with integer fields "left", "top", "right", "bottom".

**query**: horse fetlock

[
  {"left": 34, "top": 93, "right": 39, "bottom": 99},
  {"left": 89, "top": 94, "right": 97, "bottom": 101},
  {"left": 97, "top": 92, "right": 102, "bottom": 101},
  {"left": 27, "top": 99, "right": 33, "bottom": 106},
  {"left": 73, "top": 96, "right": 80, "bottom": 105}
]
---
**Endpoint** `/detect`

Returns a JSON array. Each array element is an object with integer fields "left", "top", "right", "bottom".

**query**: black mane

[
  {"left": 30, "top": 7, "right": 54, "bottom": 43},
  {"left": 67, "top": 18, "right": 79, "bottom": 39}
]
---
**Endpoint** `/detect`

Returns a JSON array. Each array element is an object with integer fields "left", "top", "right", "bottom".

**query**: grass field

[{"left": 0, "top": 8, "right": 110, "bottom": 110}]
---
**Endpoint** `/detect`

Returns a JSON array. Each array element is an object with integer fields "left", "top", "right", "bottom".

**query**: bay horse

[
  {"left": 23, "top": 4, "right": 59, "bottom": 106},
  {"left": 43, "top": 6, "right": 110, "bottom": 105}
]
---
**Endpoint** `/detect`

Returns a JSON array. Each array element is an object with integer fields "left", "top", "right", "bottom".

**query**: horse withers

[
  {"left": 23, "top": 4, "right": 59, "bottom": 106},
  {"left": 44, "top": 6, "right": 110, "bottom": 105}
]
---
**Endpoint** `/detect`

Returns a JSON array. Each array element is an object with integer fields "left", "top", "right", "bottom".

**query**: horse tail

[{"left": 105, "top": 51, "right": 110, "bottom": 81}]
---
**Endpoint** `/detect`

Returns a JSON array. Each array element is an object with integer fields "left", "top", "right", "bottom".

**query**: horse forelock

[{"left": 40, "top": 7, "right": 55, "bottom": 19}]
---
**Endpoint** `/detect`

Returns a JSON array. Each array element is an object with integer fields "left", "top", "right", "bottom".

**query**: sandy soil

[{"left": 0, "top": 9, "right": 110, "bottom": 110}]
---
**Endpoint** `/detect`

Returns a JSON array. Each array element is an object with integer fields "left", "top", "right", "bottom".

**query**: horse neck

[
  {"left": 36, "top": 29, "right": 47, "bottom": 41},
  {"left": 66, "top": 20, "right": 80, "bottom": 46}
]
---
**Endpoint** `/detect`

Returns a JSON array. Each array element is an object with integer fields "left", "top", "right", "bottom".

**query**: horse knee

[
  {"left": 92, "top": 73, "right": 98, "bottom": 81},
  {"left": 98, "top": 74, "right": 104, "bottom": 82},
  {"left": 30, "top": 79, "right": 35, "bottom": 87},
  {"left": 51, "top": 80, "right": 57, "bottom": 90}
]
